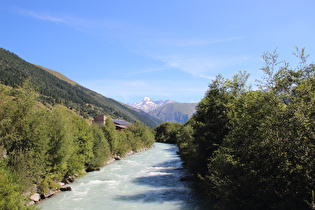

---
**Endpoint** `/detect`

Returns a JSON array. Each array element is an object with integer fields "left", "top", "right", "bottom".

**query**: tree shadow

[
  {"left": 115, "top": 188, "right": 194, "bottom": 203},
  {"left": 113, "top": 158, "right": 207, "bottom": 209},
  {"left": 133, "top": 173, "right": 180, "bottom": 188},
  {"left": 114, "top": 185, "right": 208, "bottom": 209},
  {"left": 163, "top": 146, "right": 178, "bottom": 153},
  {"left": 163, "top": 146, "right": 181, "bottom": 156},
  {"left": 131, "top": 159, "right": 191, "bottom": 188},
  {"left": 153, "top": 159, "right": 183, "bottom": 168}
]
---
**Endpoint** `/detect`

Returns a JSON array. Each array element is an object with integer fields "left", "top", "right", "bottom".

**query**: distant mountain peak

[{"left": 130, "top": 97, "right": 175, "bottom": 113}]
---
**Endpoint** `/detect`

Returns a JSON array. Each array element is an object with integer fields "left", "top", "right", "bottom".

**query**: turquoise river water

[{"left": 38, "top": 143, "right": 206, "bottom": 210}]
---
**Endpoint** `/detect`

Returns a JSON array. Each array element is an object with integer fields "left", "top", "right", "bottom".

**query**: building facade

[{"left": 93, "top": 115, "right": 106, "bottom": 127}]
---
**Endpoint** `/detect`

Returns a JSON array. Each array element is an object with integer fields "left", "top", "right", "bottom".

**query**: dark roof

[{"left": 111, "top": 119, "right": 131, "bottom": 125}]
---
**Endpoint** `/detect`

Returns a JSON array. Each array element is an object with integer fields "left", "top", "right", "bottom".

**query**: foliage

[
  {"left": 0, "top": 83, "right": 50, "bottom": 185},
  {"left": 0, "top": 159, "right": 34, "bottom": 209},
  {"left": 88, "top": 124, "right": 110, "bottom": 169},
  {"left": 154, "top": 122, "right": 183, "bottom": 144},
  {"left": 158, "top": 48, "right": 315, "bottom": 209},
  {"left": 175, "top": 123, "right": 197, "bottom": 169},
  {"left": 103, "top": 118, "right": 155, "bottom": 156},
  {"left": 0, "top": 79, "right": 155, "bottom": 208},
  {"left": 46, "top": 106, "right": 76, "bottom": 179},
  {"left": 128, "top": 121, "right": 155, "bottom": 149}
]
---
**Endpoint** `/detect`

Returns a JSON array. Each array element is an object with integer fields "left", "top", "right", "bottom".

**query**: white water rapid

[{"left": 38, "top": 143, "right": 205, "bottom": 210}]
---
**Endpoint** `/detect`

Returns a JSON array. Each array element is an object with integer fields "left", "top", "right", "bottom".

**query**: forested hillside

[
  {"left": 155, "top": 48, "right": 315, "bottom": 209},
  {"left": 149, "top": 102, "right": 197, "bottom": 124},
  {"left": 0, "top": 82, "right": 155, "bottom": 208},
  {"left": 0, "top": 48, "right": 160, "bottom": 127}
]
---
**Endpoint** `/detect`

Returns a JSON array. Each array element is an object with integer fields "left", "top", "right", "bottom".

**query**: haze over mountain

[{"left": 149, "top": 102, "right": 197, "bottom": 124}]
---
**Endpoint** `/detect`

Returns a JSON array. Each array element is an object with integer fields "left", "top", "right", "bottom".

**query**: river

[{"left": 38, "top": 143, "right": 207, "bottom": 210}]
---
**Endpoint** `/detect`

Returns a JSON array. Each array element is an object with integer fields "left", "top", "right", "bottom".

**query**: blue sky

[{"left": 1, "top": 1, "right": 314, "bottom": 103}]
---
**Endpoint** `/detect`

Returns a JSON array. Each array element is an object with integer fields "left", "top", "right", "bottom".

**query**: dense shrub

[{"left": 159, "top": 48, "right": 315, "bottom": 209}]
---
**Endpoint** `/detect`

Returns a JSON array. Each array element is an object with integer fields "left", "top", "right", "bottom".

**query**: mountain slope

[
  {"left": 0, "top": 48, "right": 160, "bottom": 127},
  {"left": 149, "top": 102, "right": 197, "bottom": 124},
  {"left": 37, "top": 65, "right": 163, "bottom": 126},
  {"left": 35, "top": 64, "right": 79, "bottom": 86}
]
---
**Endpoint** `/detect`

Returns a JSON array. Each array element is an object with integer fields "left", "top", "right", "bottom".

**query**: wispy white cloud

[
  {"left": 121, "top": 66, "right": 170, "bottom": 76},
  {"left": 15, "top": 8, "right": 113, "bottom": 29},
  {"left": 16, "top": 8, "right": 243, "bottom": 48},
  {"left": 150, "top": 54, "right": 248, "bottom": 79},
  {"left": 16, "top": 8, "right": 66, "bottom": 23},
  {"left": 154, "top": 36, "right": 243, "bottom": 47},
  {"left": 16, "top": 8, "right": 247, "bottom": 84}
]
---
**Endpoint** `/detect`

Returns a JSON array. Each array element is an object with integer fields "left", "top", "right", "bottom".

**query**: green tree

[
  {"left": 189, "top": 75, "right": 232, "bottom": 176},
  {"left": 204, "top": 49, "right": 315, "bottom": 209},
  {"left": 172, "top": 48, "right": 314, "bottom": 209},
  {"left": 0, "top": 82, "right": 50, "bottom": 185},
  {"left": 176, "top": 123, "right": 197, "bottom": 169},
  {"left": 88, "top": 124, "right": 110, "bottom": 169},
  {"left": 155, "top": 122, "right": 182, "bottom": 144},
  {"left": 129, "top": 121, "right": 155, "bottom": 148},
  {"left": 102, "top": 116, "right": 119, "bottom": 154},
  {"left": 47, "top": 106, "right": 75, "bottom": 178},
  {"left": 0, "top": 159, "right": 34, "bottom": 209},
  {"left": 71, "top": 115, "right": 94, "bottom": 172}
]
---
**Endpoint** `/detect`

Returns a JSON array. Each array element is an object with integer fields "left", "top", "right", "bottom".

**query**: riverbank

[
  {"left": 28, "top": 146, "right": 152, "bottom": 206},
  {"left": 38, "top": 143, "right": 203, "bottom": 210}
]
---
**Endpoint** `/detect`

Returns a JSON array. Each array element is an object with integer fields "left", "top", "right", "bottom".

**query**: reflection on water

[{"left": 38, "top": 143, "right": 206, "bottom": 210}]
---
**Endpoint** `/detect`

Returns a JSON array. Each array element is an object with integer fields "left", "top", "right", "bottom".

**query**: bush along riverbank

[
  {"left": 155, "top": 49, "right": 315, "bottom": 209},
  {"left": 0, "top": 83, "right": 155, "bottom": 209},
  {"left": 28, "top": 146, "right": 152, "bottom": 205}
]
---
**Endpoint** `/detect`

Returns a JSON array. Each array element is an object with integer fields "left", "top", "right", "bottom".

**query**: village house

[
  {"left": 111, "top": 119, "right": 131, "bottom": 131},
  {"left": 93, "top": 115, "right": 131, "bottom": 131},
  {"left": 92, "top": 114, "right": 106, "bottom": 127}
]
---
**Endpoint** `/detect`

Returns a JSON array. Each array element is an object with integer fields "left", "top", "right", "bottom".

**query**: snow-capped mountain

[{"left": 129, "top": 97, "right": 175, "bottom": 113}]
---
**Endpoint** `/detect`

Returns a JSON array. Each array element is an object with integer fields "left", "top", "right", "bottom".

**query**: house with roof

[
  {"left": 93, "top": 115, "right": 131, "bottom": 131},
  {"left": 111, "top": 119, "right": 132, "bottom": 131}
]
